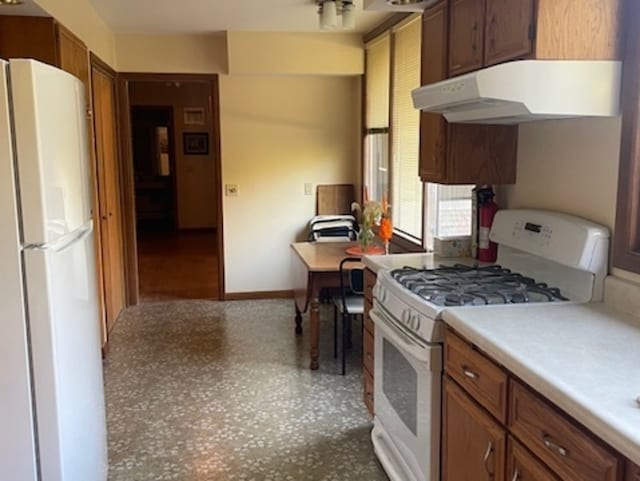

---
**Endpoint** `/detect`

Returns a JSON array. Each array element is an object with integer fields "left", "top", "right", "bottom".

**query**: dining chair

[{"left": 333, "top": 257, "right": 364, "bottom": 375}]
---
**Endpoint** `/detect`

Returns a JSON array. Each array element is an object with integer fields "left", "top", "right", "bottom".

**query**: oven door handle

[{"left": 371, "top": 309, "right": 428, "bottom": 363}]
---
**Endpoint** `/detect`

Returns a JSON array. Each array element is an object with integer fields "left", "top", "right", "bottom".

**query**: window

[
  {"left": 391, "top": 17, "right": 423, "bottom": 240},
  {"left": 364, "top": 17, "right": 423, "bottom": 243},
  {"left": 613, "top": 0, "right": 640, "bottom": 274},
  {"left": 364, "top": 16, "right": 473, "bottom": 251},
  {"left": 364, "top": 35, "right": 390, "bottom": 203}
]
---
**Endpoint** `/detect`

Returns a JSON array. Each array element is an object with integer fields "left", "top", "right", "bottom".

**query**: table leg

[
  {"left": 294, "top": 305, "right": 303, "bottom": 335},
  {"left": 309, "top": 297, "right": 320, "bottom": 370}
]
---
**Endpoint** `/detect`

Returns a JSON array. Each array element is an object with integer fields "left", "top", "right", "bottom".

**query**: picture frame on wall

[{"left": 183, "top": 132, "right": 209, "bottom": 155}]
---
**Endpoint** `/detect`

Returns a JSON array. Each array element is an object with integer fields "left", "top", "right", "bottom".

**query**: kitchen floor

[
  {"left": 137, "top": 230, "right": 219, "bottom": 302},
  {"left": 104, "top": 299, "right": 388, "bottom": 481}
]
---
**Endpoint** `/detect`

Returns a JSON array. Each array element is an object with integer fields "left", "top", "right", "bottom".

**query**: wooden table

[{"left": 291, "top": 241, "right": 359, "bottom": 370}]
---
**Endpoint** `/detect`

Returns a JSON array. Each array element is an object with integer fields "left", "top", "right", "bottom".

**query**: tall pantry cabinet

[{"left": 0, "top": 16, "right": 125, "bottom": 351}]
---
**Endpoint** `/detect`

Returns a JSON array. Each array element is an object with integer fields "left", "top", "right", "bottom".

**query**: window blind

[
  {"left": 365, "top": 35, "right": 390, "bottom": 130},
  {"left": 391, "top": 17, "right": 423, "bottom": 240}
]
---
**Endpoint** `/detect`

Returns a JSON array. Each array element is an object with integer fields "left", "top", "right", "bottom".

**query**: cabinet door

[
  {"left": 447, "top": 124, "right": 517, "bottom": 184},
  {"left": 485, "top": 0, "right": 535, "bottom": 66},
  {"left": 508, "top": 438, "right": 560, "bottom": 481},
  {"left": 443, "top": 377, "right": 506, "bottom": 481},
  {"left": 0, "top": 16, "right": 58, "bottom": 66},
  {"left": 419, "top": 1, "right": 448, "bottom": 182},
  {"left": 449, "top": 0, "right": 485, "bottom": 76},
  {"left": 92, "top": 63, "right": 125, "bottom": 337}
]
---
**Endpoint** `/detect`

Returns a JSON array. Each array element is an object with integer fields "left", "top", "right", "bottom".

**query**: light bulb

[
  {"left": 342, "top": 1, "right": 355, "bottom": 30},
  {"left": 320, "top": 1, "right": 338, "bottom": 29}
]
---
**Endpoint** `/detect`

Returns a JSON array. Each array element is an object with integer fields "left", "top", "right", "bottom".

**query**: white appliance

[
  {"left": 370, "top": 209, "right": 609, "bottom": 481},
  {"left": 0, "top": 59, "right": 107, "bottom": 481},
  {"left": 411, "top": 60, "right": 622, "bottom": 124}
]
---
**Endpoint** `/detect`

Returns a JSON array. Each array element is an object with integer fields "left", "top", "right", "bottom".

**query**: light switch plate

[
  {"left": 304, "top": 183, "right": 313, "bottom": 196},
  {"left": 225, "top": 184, "right": 239, "bottom": 196}
]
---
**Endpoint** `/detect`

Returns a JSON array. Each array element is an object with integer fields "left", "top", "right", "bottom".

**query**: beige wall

[
  {"left": 116, "top": 33, "right": 228, "bottom": 74},
  {"left": 220, "top": 74, "right": 361, "bottom": 293},
  {"left": 227, "top": 32, "right": 364, "bottom": 75},
  {"left": 502, "top": 117, "right": 622, "bottom": 231},
  {"left": 130, "top": 81, "right": 218, "bottom": 229},
  {"left": 34, "top": 0, "right": 116, "bottom": 66}
]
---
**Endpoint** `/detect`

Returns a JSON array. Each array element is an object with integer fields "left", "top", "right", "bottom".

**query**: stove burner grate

[{"left": 391, "top": 265, "right": 568, "bottom": 306}]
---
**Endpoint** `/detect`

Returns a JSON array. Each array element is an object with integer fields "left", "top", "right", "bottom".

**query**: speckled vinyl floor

[{"left": 104, "top": 299, "right": 389, "bottom": 481}]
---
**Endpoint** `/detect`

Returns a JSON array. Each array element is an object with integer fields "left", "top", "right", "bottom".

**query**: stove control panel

[{"left": 490, "top": 209, "right": 609, "bottom": 273}]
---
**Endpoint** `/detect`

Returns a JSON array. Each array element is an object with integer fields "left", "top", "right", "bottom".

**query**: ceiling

[
  {"left": 0, "top": 1, "right": 46, "bottom": 16},
  {"left": 86, "top": 0, "right": 390, "bottom": 34}
]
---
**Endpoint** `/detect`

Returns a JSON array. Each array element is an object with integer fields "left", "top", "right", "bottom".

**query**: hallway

[
  {"left": 137, "top": 230, "right": 219, "bottom": 302},
  {"left": 103, "top": 299, "right": 387, "bottom": 481}
]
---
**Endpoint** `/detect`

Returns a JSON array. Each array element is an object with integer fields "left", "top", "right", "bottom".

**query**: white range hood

[{"left": 411, "top": 60, "right": 622, "bottom": 124}]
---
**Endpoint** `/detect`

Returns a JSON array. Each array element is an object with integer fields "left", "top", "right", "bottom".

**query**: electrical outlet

[
  {"left": 225, "top": 184, "right": 239, "bottom": 196},
  {"left": 304, "top": 183, "right": 313, "bottom": 196}
]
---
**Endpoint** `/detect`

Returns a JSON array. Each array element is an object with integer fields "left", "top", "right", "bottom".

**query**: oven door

[{"left": 370, "top": 306, "right": 442, "bottom": 481}]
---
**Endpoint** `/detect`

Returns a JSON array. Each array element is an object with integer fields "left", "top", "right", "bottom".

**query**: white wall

[
  {"left": 502, "top": 117, "right": 623, "bottom": 231},
  {"left": 220, "top": 75, "right": 361, "bottom": 293},
  {"left": 34, "top": 0, "right": 116, "bottom": 66}
]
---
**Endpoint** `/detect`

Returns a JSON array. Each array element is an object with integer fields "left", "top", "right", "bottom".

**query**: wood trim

[
  {"left": 89, "top": 52, "right": 116, "bottom": 77},
  {"left": 116, "top": 72, "right": 225, "bottom": 303},
  {"left": 364, "top": 13, "right": 413, "bottom": 44},
  {"left": 613, "top": 0, "right": 640, "bottom": 274},
  {"left": 224, "top": 290, "right": 294, "bottom": 301},
  {"left": 116, "top": 73, "right": 140, "bottom": 306},
  {"left": 390, "top": 232, "right": 426, "bottom": 253},
  {"left": 210, "top": 75, "right": 226, "bottom": 300}
]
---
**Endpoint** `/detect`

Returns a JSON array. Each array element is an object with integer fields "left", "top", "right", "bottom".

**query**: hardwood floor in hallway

[{"left": 137, "top": 230, "right": 219, "bottom": 302}]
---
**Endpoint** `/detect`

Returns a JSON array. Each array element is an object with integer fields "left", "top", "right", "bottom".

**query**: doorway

[{"left": 118, "top": 74, "right": 224, "bottom": 303}]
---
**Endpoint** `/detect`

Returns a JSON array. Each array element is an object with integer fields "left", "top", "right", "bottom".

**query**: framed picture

[{"left": 183, "top": 132, "right": 209, "bottom": 155}]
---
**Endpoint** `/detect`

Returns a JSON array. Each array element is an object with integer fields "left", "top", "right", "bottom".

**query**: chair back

[{"left": 339, "top": 257, "right": 364, "bottom": 311}]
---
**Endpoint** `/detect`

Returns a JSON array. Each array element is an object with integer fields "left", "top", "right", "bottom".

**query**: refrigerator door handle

[{"left": 24, "top": 221, "right": 93, "bottom": 253}]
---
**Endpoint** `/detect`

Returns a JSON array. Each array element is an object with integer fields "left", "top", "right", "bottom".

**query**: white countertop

[
  {"left": 442, "top": 302, "right": 640, "bottom": 465},
  {"left": 362, "top": 252, "right": 482, "bottom": 274}
]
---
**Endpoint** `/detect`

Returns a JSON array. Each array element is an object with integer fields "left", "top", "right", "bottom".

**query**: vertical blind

[{"left": 391, "top": 17, "right": 423, "bottom": 240}]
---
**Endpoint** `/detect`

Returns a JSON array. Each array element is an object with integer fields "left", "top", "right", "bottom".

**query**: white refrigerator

[{"left": 0, "top": 59, "right": 108, "bottom": 481}]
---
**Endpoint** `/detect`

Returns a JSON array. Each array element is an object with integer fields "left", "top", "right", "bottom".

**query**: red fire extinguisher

[{"left": 478, "top": 187, "right": 499, "bottom": 262}]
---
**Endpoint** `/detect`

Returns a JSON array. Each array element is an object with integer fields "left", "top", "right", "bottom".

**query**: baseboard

[{"left": 224, "top": 290, "right": 294, "bottom": 301}]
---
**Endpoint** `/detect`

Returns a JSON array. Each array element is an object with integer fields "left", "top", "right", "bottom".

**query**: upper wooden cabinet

[
  {"left": 484, "top": 0, "right": 535, "bottom": 67},
  {"left": 449, "top": 0, "right": 485, "bottom": 76},
  {"left": 419, "top": 1, "right": 518, "bottom": 184},
  {"left": 447, "top": 0, "right": 622, "bottom": 77}
]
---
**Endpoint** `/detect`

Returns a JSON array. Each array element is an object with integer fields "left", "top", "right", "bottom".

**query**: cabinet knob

[{"left": 542, "top": 435, "right": 568, "bottom": 457}]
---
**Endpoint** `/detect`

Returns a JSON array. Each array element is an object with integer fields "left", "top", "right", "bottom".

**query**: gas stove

[
  {"left": 391, "top": 264, "right": 568, "bottom": 307},
  {"left": 372, "top": 209, "right": 611, "bottom": 343}
]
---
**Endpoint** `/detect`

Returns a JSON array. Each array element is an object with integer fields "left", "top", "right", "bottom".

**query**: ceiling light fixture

[
  {"left": 317, "top": 0, "right": 356, "bottom": 30},
  {"left": 0, "top": 0, "right": 24, "bottom": 5}
]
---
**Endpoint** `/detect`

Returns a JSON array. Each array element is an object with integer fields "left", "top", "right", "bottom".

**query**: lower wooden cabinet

[
  {"left": 627, "top": 461, "right": 640, "bottom": 481},
  {"left": 363, "top": 268, "right": 376, "bottom": 417},
  {"left": 443, "top": 377, "right": 506, "bottom": 481},
  {"left": 443, "top": 329, "right": 626, "bottom": 481},
  {"left": 508, "top": 438, "right": 560, "bottom": 481}
]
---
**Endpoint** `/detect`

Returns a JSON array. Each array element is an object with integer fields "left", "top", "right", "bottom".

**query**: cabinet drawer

[
  {"left": 509, "top": 381, "right": 620, "bottom": 481},
  {"left": 445, "top": 329, "right": 508, "bottom": 422},
  {"left": 364, "top": 297, "right": 374, "bottom": 334},
  {"left": 363, "top": 327, "right": 374, "bottom": 374},
  {"left": 364, "top": 368, "right": 374, "bottom": 416},
  {"left": 508, "top": 437, "right": 560, "bottom": 481},
  {"left": 364, "top": 268, "right": 376, "bottom": 302}
]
